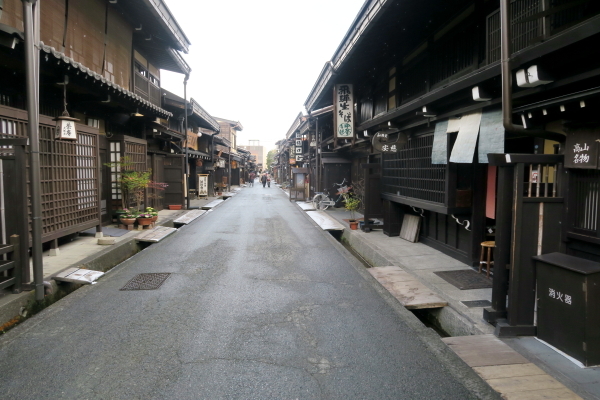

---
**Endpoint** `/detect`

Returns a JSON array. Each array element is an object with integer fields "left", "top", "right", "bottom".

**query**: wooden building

[
  {"left": 213, "top": 117, "right": 243, "bottom": 190},
  {"left": 161, "top": 91, "right": 220, "bottom": 202},
  {"left": 286, "top": 0, "right": 600, "bottom": 336},
  {"left": 0, "top": 0, "right": 192, "bottom": 288}
]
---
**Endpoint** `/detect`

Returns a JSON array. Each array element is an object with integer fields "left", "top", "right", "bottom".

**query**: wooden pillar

[
  {"left": 383, "top": 199, "right": 403, "bottom": 237},
  {"left": 483, "top": 164, "right": 512, "bottom": 323},
  {"left": 49, "top": 239, "right": 60, "bottom": 256}
]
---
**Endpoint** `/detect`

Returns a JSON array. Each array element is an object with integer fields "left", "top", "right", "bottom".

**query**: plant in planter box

[{"left": 343, "top": 194, "right": 361, "bottom": 229}]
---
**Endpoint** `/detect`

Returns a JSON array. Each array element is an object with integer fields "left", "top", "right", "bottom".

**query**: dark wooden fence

[{"left": 0, "top": 105, "right": 101, "bottom": 244}]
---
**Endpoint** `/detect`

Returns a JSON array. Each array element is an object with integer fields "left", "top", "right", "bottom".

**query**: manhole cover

[
  {"left": 461, "top": 300, "right": 492, "bottom": 308},
  {"left": 120, "top": 273, "right": 171, "bottom": 291}
]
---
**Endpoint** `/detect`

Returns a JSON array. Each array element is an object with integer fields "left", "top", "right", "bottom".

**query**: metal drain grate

[
  {"left": 120, "top": 273, "right": 171, "bottom": 291},
  {"left": 461, "top": 300, "right": 492, "bottom": 308}
]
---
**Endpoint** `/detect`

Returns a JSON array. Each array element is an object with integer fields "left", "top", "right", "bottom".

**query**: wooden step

[
  {"left": 135, "top": 226, "right": 177, "bottom": 243},
  {"left": 368, "top": 266, "right": 447, "bottom": 309},
  {"left": 173, "top": 210, "right": 206, "bottom": 226},
  {"left": 306, "top": 211, "right": 344, "bottom": 231}
]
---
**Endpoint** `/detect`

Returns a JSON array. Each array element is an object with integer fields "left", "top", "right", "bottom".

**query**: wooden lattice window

[
  {"left": 431, "top": 23, "right": 477, "bottom": 86},
  {"left": 486, "top": 0, "right": 542, "bottom": 64},
  {"left": 570, "top": 169, "right": 600, "bottom": 235},
  {"left": 382, "top": 135, "right": 447, "bottom": 204},
  {"left": 108, "top": 136, "right": 147, "bottom": 207},
  {"left": 1, "top": 107, "right": 100, "bottom": 241}
]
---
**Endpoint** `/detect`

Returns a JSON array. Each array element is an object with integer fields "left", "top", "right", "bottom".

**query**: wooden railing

[{"left": 0, "top": 235, "right": 21, "bottom": 293}]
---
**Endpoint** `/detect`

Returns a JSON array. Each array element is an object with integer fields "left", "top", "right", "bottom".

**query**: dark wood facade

[
  {"left": 0, "top": 0, "right": 192, "bottom": 291},
  {"left": 282, "top": 0, "right": 600, "bottom": 338}
]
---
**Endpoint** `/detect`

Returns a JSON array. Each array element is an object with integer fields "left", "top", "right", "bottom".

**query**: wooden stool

[{"left": 479, "top": 241, "right": 495, "bottom": 278}]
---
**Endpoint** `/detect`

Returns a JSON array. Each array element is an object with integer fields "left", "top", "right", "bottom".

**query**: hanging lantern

[
  {"left": 54, "top": 115, "right": 79, "bottom": 140},
  {"left": 54, "top": 74, "right": 79, "bottom": 140}
]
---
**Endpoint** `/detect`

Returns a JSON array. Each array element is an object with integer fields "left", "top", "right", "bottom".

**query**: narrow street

[{"left": 0, "top": 185, "right": 492, "bottom": 399}]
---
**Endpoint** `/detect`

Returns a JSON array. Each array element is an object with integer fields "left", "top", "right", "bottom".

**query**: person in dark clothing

[
  {"left": 267, "top": 174, "right": 271, "bottom": 188},
  {"left": 261, "top": 173, "right": 267, "bottom": 188},
  {"left": 248, "top": 172, "right": 255, "bottom": 187}
]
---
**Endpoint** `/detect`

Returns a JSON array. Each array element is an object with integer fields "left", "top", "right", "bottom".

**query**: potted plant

[
  {"left": 145, "top": 207, "right": 158, "bottom": 222},
  {"left": 136, "top": 212, "right": 154, "bottom": 226},
  {"left": 119, "top": 209, "right": 137, "bottom": 226},
  {"left": 344, "top": 194, "right": 361, "bottom": 230}
]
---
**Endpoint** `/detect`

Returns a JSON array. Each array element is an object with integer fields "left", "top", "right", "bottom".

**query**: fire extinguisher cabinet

[{"left": 534, "top": 252, "right": 600, "bottom": 367}]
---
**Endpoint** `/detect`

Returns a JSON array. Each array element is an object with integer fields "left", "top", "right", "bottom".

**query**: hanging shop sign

[
  {"left": 372, "top": 131, "right": 407, "bottom": 154},
  {"left": 187, "top": 131, "right": 198, "bottom": 150},
  {"left": 197, "top": 174, "right": 209, "bottom": 196},
  {"left": 217, "top": 158, "right": 226, "bottom": 168},
  {"left": 54, "top": 116, "right": 79, "bottom": 140},
  {"left": 289, "top": 158, "right": 296, "bottom": 165},
  {"left": 564, "top": 129, "right": 600, "bottom": 169},
  {"left": 334, "top": 84, "right": 354, "bottom": 138},
  {"left": 295, "top": 140, "right": 302, "bottom": 146},
  {"left": 295, "top": 155, "right": 303, "bottom": 162}
]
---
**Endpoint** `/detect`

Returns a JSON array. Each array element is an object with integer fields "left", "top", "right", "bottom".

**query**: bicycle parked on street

[{"left": 312, "top": 179, "right": 352, "bottom": 210}]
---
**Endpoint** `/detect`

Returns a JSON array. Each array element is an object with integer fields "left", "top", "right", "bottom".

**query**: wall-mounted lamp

[
  {"left": 415, "top": 106, "right": 436, "bottom": 117},
  {"left": 472, "top": 86, "right": 492, "bottom": 101},
  {"left": 516, "top": 65, "right": 553, "bottom": 88}
]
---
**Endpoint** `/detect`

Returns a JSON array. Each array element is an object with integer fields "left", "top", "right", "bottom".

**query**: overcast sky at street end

[{"left": 160, "top": 0, "right": 366, "bottom": 153}]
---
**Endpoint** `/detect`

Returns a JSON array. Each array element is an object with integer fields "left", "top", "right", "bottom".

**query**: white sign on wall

[
  {"left": 198, "top": 174, "right": 209, "bottom": 196},
  {"left": 335, "top": 84, "right": 354, "bottom": 138}
]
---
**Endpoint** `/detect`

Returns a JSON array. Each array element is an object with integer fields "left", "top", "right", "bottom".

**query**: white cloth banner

[
  {"left": 431, "top": 119, "right": 449, "bottom": 164},
  {"left": 449, "top": 111, "right": 482, "bottom": 163},
  {"left": 478, "top": 109, "right": 505, "bottom": 163},
  {"left": 446, "top": 117, "right": 462, "bottom": 133}
]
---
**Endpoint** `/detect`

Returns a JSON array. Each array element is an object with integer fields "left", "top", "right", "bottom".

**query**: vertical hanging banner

[{"left": 335, "top": 84, "right": 354, "bottom": 138}]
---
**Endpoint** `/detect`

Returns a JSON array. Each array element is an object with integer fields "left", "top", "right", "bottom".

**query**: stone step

[
  {"left": 296, "top": 201, "right": 316, "bottom": 211},
  {"left": 442, "top": 334, "right": 583, "bottom": 399},
  {"left": 306, "top": 211, "right": 345, "bottom": 231},
  {"left": 173, "top": 210, "right": 206, "bottom": 226},
  {"left": 201, "top": 199, "right": 225, "bottom": 210}
]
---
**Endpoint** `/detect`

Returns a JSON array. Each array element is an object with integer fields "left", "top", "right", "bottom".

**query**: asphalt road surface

[{"left": 0, "top": 184, "right": 497, "bottom": 399}]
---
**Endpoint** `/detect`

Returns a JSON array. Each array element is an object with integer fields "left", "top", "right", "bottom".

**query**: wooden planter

[{"left": 168, "top": 205, "right": 182, "bottom": 210}]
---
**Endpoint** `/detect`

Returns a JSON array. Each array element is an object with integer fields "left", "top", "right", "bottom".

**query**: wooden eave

[
  {"left": 40, "top": 43, "right": 172, "bottom": 118},
  {"left": 112, "top": 0, "right": 191, "bottom": 53}
]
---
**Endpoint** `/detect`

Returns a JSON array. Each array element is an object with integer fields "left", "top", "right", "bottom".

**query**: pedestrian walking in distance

[
  {"left": 261, "top": 173, "right": 267, "bottom": 188},
  {"left": 267, "top": 174, "right": 271, "bottom": 188},
  {"left": 248, "top": 172, "right": 255, "bottom": 187}
]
